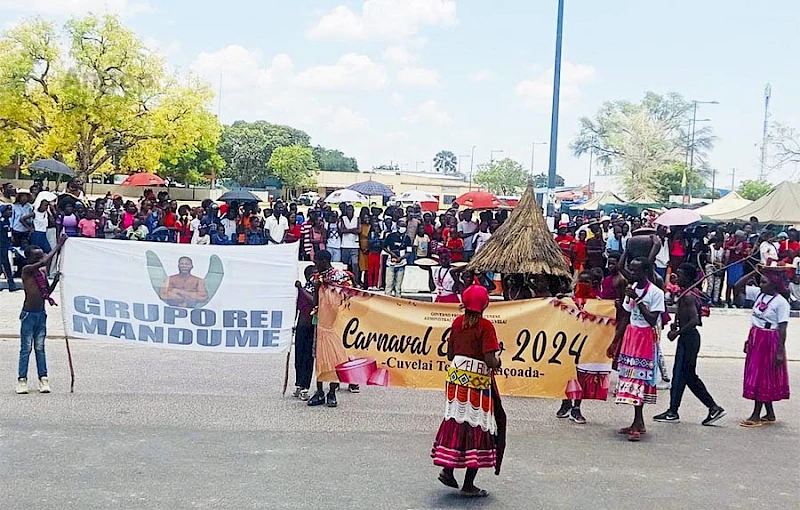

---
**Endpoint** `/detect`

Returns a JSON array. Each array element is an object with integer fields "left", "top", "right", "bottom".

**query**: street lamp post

[
  {"left": 468, "top": 145, "right": 476, "bottom": 191},
  {"left": 545, "top": 0, "right": 565, "bottom": 222},
  {"left": 530, "top": 142, "right": 547, "bottom": 178},
  {"left": 687, "top": 100, "right": 719, "bottom": 202}
]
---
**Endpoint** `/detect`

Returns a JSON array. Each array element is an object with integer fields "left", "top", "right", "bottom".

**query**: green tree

[
  {"left": 218, "top": 120, "right": 311, "bottom": 186},
  {"left": 649, "top": 162, "right": 706, "bottom": 202},
  {"left": 474, "top": 158, "right": 527, "bottom": 195},
  {"left": 738, "top": 180, "right": 772, "bottom": 201},
  {"left": 571, "top": 92, "right": 715, "bottom": 197},
  {"left": 433, "top": 150, "right": 457, "bottom": 173},
  {"left": 268, "top": 145, "right": 319, "bottom": 192},
  {"left": 532, "top": 172, "right": 565, "bottom": 188},
  {"left": 313, "top": 145, "right": 358, "bottom": 172},
  {"left": 0, "top": 15, "right": 220, "bottom": 179}
]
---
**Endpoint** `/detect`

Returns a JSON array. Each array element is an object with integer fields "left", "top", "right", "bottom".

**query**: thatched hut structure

[{"left": 468, "top": 183, "right": 571, "bottom": 279}]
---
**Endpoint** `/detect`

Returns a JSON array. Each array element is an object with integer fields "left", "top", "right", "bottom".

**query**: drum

[{"left": 576, "top": 363, "right": 612, "bottom": 401}]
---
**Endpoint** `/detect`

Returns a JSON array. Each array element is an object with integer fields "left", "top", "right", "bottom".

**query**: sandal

[
  {"left": 760, "top": 417, "right": 777, "bottom": 425},
  {"left": 627, "top": 430, "right": 641, "bottom": 442},
  {"left": 461, "top": 489, "right": 489, "bottom": 498},
  {"left": 739, "top": 419, "right": 763, "bottom": 428},
  {"left": 438, "top": 472, "right": 459, "bottom": 489},
  {"left": 618, "top": 427, "right": 646, "bottom": 435}
]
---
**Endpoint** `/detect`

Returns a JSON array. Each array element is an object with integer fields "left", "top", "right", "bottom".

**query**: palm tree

[{"left": 433, "top": 150, "right": 458, "bottom": 173}]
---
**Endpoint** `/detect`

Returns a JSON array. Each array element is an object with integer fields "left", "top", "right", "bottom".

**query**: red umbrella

[
  {"left": 120, "top": 172, "right": 166, "bottom": 187},
  {"left": 455, "top": 191, "right": 502, "bottom": 210}
]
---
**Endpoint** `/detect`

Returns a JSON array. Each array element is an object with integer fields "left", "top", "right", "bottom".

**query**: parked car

[{"left": 298, "top": 191, "right": 320, "bottom": 205}]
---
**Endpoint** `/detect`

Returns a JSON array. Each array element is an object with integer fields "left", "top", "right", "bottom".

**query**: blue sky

[{"left": 2, "top": 0, "right": 799, "bottom": 191}]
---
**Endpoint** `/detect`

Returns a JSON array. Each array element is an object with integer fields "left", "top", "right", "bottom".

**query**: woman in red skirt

[
  {"left": 432, "top": 285, "right": 504, "bottom": 497},
  {"left": 734, "top": 267, "right": 791, "bottom": 427}
]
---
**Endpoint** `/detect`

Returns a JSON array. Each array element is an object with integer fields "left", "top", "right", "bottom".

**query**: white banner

[{"left": 61, "top": 238, "right": 298, "bottom": 353}]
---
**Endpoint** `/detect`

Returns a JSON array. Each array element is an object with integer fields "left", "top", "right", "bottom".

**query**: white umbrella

[
  {"left": 324, "top": 189, "right": 368, "bottom": 204},
  {"left": 397, "top": 190, "right": 438, "bottom": 203},
  {"left": 33, "top": 191, "right": 58, "bottom": 208}
]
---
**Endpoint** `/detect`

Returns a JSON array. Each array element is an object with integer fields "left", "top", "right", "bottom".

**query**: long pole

[
  {"left": 587, "top": 145, "right": 594, "bottom": 199},
  {"left": 731, "top": 168, "right": 736, "bottom": 191},
  {"left": 687, "top": 101, "right": 698, "bottom": 202},
  {"left": 469, "top": 145, "right": 476, "bottom": 191},
  {"left": 711, "top": 168, "right": 716, "bottom": 202},
  {"left": 545, "top": 0, "right": 565, "bottom": 218},
  {"left": 760, "top": 84, "right": 771, "bottom": 180}
]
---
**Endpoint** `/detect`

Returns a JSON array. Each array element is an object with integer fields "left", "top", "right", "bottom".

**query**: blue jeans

[
  {"left": 19, "top": 310, "right": 47, "bottom": 379},
  {"left": 30, "top": 231, "right": 51, "bottom": 253}
]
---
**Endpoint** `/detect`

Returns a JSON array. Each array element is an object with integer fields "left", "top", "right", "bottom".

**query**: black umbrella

[
  {"left": 218, "top": 189, "right": 261, "bottom": 203},
  {"left": 347, "top": 180, "right": 394, "bottom": 197},
  {"left": 29, "top": 159, "right": 75, "bottom": 177}
]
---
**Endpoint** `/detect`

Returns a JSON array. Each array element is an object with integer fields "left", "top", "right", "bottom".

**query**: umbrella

[
  {"left": 33, "top": 191, "right": 57, "bottom": 208},
  {"left": 120, "top": 172, "right": 165, "bottom": 187},
  {"left": 347, "top": 180, "right": 393, "bottom": 197},
  {"left": 396, "top": 190, "right": 438, "bottom": 203},
  {"left": 455, "top": 191, "right": 502, "bottom": 210},
  {"left": 29, "top": 159, "right": 75, "bottom": 177},
  {"left": 654, "top": 208, "right": 702, "bottom": 227},
  {"left": 325, "top": 189, "right": 368, "bottom": 204},
  {"left": 218, "top": 190, "right": 261, "bottom": 203}
]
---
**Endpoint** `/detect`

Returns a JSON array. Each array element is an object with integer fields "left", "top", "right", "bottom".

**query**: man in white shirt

[
  {"left": 264, "top": 202, "right": 289, "bottom": 244},
  {"left": 758, "top": 231, "right": 779, "bottom": 266},
  {"left": 339, "top": 204, "right": 361, "bottom": 285},
  {"left": 654, "top": 225, "right": 670, "bottom": 280},
  {"left": 457, "top": 209, "right": 479, "bottom": 262}
]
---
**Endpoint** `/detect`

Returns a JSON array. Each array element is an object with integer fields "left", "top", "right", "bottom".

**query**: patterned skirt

[
  {"left": 615, "top": 325, "right": 658, "bottom": 406},
  {"left": 744, "top": 326, "right": 790, "bottom": 402},
  {"left": 431, "top": 356, "right": 505, "bottom": 472}
]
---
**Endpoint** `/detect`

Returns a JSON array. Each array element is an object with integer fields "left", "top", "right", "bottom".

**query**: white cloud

[
  {"left": 0, "top": 0, "right": 150, "bottom": 15},
  {"left": 402, "top": 100, "right": 452, "bottom": 127},
  {"left": 307, "top": 0, "right": 457, "bottom": 41},
  {"left": 397, "top": 66, "right": 440, "bottom": 87},
  {"left": 327, "top": 107, "right": 370, "bottom": 133},
  {"left": 515, "top": 62, "right": 596, "bottom": 110},
  {"left": 294, "top": 53, "right": 388, "bottom": 91},
  {"left": 469, "top": 69, "right": 496, "bottom": 82},
  {"left": 383, "top": 45, "right": 416, "bottom": 66},
  {"left": 390, "top": 91, "right": 404, "bottom": 106}
]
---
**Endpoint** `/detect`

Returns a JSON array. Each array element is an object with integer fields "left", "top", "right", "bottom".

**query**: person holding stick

[
  {"left": 15, "top": 234, "right": 67, "bottom": 394},
  {"left": 734, "top": 266, "right": 791, "bottom": 427}
]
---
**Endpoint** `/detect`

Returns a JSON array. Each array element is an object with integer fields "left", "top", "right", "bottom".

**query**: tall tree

[
  {"left": 433, "top": 150, "right": 458, "bottom": 173},
  {"left": 738, "top": 180, "right": 772, "bottom": 201},
  {"left": 474, "top": 158, "right": 527, "bottom": 195},
  {"left": 532, "top": 172, "right": 564, "bottom": 188},
  {"left": 0, "top": 15, "right": 220, "bottom": 179},
  {"left": 571, "top": 92, "right": 715, "bottom": 197},
  {"left": 218, "top": 121, "right": 311, "bottom": 187},
  {"left": 769, "top": 122, "right": 800, "bottom": 169},
  {"left": 313, "top": 145, "right": 358, "bottom": 172},
  {"left": 649, "top": 162, "right": 706, "bottom": 202},
  {"left": 268, "top": 145, "right": 319, "bottom": 192}
]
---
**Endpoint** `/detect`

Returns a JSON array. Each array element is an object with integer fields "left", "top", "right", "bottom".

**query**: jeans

[
  {"left": 1, "top": 247, "right": 17, "bottom": 290},
  {"left": 669, "top": 329, "right": 716, "bottom": 412},
  {"left": 19, "top": 310, "right": 47, "bottom": 379},
  {"left": 341, "top": 247, "right": 360, "bottom": 281},
  {"left": 705, "top": 265, "right": 724, "bottom": 304},
  {"left": 655, "top": 266, "right": 667, "bottom": 280},
  {"left": 328, "top": 247, "right": 341, "bottom": 263},
  {"left": 462, "top": 250, "right": 474, "bottom": 263},
  {"left": 30, "top": 231, "right": 51, "bottom": 253},
  {"left": 385, "top": 266, "right": 405, "bottom": 296},
  {"left": 294, "top": 324, "right": 315, "bottom": 389}
]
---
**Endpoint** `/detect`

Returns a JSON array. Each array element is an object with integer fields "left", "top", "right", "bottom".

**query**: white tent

[
  {"left": 695, "top": 191, "right": 752, "bottom": 217},
  {"left": 705, "top": 181, "right": 800, "bottom": 224}
]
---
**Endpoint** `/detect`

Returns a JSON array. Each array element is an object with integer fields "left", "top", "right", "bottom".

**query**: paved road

[{"left": 1, "top": 333, "right": 798, "bottom": 509}]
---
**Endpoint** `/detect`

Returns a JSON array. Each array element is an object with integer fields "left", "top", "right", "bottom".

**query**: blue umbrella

[
  {"left": 29, "top": 158, "right": 75, "bottom": 177},
  {"left": 347, "top": 180, "right": 393, "bottom": 197}
]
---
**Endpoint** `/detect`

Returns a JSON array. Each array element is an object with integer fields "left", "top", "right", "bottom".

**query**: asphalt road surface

[{"left": 1, "top": 335, "right": 798, "bottom": 510}]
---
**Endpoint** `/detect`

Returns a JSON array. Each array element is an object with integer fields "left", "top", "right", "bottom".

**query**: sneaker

[
  {"left": 38, "top": 377, "right": 51, "bottom": 394},
  {"left": 556, "top": 401, "right": 572, "bottom": 418},
  {"left": 656, "top": 381, "right": 672, "bottom": 390},
  {"left": 292, "top": 386, "right": 302, "bottom": 398},
  {"left": 15, "top": 378, "right": 28, "bottom": 394},
  {"left": 653, "top": 411, "right": 680, "bottom": 423},
  {"left": 702, "top": 406, "right": 726, "bottom": 426},
  {"left": 326, "top": 391, "right": 338, "bottom": 408},
  {"left": 569, "top": 407, "right": 587, "bottom": 424},
  {"left": 307, "top": 391, "right": 326, "bottom": 407},
  {"left": 348, "top": 384, "right": 360, "bottom": 394},
  {"left": 299, "top": 389, "right": 310, "bottom": 401}
]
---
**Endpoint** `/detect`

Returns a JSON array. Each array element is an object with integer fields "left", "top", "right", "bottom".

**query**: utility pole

[
  {"left": 730, "top": 168, "right": 736, "bottom": 191},
  {"left": 545, "top": 0, "right": 565, "bottom": 221},
  {"left": 760, "top": 83, "right": 771, "bottom": 181},
  {"left": 710, "top": 168, "right": 716, "bottom": 202},
  {"left": 587, "top": 144, "right": 594, "bottom": 199},
  {"left": 468, "top": 145, "right": 476, "bottom": 191}
]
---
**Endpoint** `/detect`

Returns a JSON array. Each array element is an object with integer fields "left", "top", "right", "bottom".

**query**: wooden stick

[
  {"left": 282, "top": 331, "right": 293, "bottom": 396},
  {"left": 65, "top": 336, "right": 75, "bottom": 393}
]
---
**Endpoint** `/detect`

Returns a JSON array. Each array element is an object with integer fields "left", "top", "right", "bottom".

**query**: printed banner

[
  {"left": 316, "top": 287, "right": 617, "bottom": 398},
  {"left": 61, "top": 238, "right": 298, "bottom": 352}
]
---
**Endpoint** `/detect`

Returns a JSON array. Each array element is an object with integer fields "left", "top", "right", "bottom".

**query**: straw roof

[{"left": 468, "top": 183, "right": 571, "bottom": 277}]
